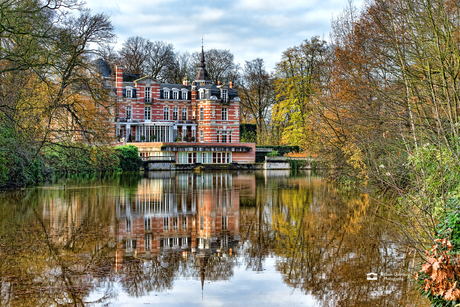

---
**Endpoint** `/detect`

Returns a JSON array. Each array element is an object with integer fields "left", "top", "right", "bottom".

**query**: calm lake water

[{"left": 0, "top": 170, "right": 428, "bottom": 307}]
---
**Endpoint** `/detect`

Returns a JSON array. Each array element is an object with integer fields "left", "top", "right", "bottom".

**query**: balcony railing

[{"left": 141, "top": 156, "right": 176, "bottom": 162}]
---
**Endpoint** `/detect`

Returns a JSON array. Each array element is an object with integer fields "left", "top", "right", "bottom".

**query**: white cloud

[{"left": 85, "top": 0, "right": 364, "bottom": 71}]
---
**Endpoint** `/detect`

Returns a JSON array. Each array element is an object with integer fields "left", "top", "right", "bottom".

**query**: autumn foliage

[{"left": 417, "top": 238, "right": 460, "bottom": 305}]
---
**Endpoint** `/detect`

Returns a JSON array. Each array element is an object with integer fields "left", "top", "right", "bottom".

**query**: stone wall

[{"left": 147, "top": 162, "right": 176, "bottom": 171}]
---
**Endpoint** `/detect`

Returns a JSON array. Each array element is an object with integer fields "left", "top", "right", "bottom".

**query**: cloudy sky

[{"left": 85, "top": 0, "right": 364, "bottom": 72}]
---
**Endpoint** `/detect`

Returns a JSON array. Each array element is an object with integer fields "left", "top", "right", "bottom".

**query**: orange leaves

[{"left": 419, "top": 238, "right": 460, "bottom": 302}]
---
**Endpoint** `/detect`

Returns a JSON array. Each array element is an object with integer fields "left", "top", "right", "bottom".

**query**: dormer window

[
  {"left": 173, "top": 89, "right": 179, "bottom": 100},
  {"left": 199, "top": 89, "right": 205, "bottom": 100},
  {"left": 181, "top": 89, "right": 188, "bottom": 100},
  {"left": 163, "top": 88, "right": 170, "bottom": 99},
  {"left": 221, "top": 89, "right": 228, "bottom": 102},
  {"left": 125, "top": 86, "right": 133, "bottom": 98}
]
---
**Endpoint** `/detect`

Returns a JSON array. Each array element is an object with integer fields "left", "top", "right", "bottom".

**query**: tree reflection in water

[
  {"left": 240, "top": 172, "right": 427, "bottom": 307},
  {"left": 0, "top": 171, "right": 428, "bottom": 306}
]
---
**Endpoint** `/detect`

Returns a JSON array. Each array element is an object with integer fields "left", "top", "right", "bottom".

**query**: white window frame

[
  {"left": 126, "top": 105, "right": 132, "bottom": 120},
  {"left": 200, "top": 130, "right": 204, "bottom": 142},
  {"left": 199, "top": 89, "right": 205, "bottom": 100},
  {"left": 144, "top": 217, "right": 151, "bottom": 230},
  {"left": 173, "top": 90, "right": 179, "bottom": 100},
  {"left": 182, "top": 89, "right": 188, "bottom": 100},
  {"left": 173, "top": 217, "right": 178, "bottom": 230},
  {"left": 163, "top": 106, "right": 169, "bottom": 120},
  {"left": 145, "top": 234, "right": 151, "bottom": 250},
  {"left": 126, "top": 217, "right": 132, "bottom": 232},
  {"left": 222, "top": 131, "right": 227, "bottom": 143},
  {"left": 221, "top": 89, "right": 228, "bottom": 102},
  {"left": 173, "top": 107, "right": 178, "bottom": 120},
  {"left": 222, "top": 108, "right": 227, "bottom": 121},
  {"left": 145, "top": 87, "right": 151, "bottom": 102},
  {"left": 126, "top": 87, "right": 133, "bottom": 98},
  {"left": 163, "top": 88, "right": 170, "bottom": 99},
  {"left": 182, "top": 108, "right": 187, "bottom": 121},
  {"left": 144, "top": 107, "right": 151, "bottom": 121}
]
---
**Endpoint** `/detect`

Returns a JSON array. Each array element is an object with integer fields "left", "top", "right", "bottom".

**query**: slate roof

[{"left": 93, "top": 58, "right": 112, "bottom": 77}]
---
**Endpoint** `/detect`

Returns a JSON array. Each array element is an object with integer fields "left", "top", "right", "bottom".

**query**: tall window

[
  {"left": 229, "top": 132, "right": 232, "bottom": 143},
  {"left": 164, "top": 217, "right": 169, "bottom": 230},
  {"left": 144, "top": 107, "right": 151, "bottom": 120},
  {"left": 164, "top": 89, "right": 169, "bottom": 99},
  {"left": 222, "top": 131, "right": 227, "bottom": 143},
  {"left": 200, "top": 107, "right": 204, "bottom": 121},
  {"left": 145, "top": 234, "right": 151, "bottom": 250},
  {"left": 126, "top": 106, "right": 132, "bottom": 119},
  {"left": 182, "top": 217, "right": 187, "bottom": 230},
  {"left": 182, "top": 90, "right": 188, "bottom": 100},
  {"left": 126, "top": 217, "right": 132, "bottom": 232},
  {"left": 200, "top": 130, "right": 204, "bottom": 142},
  {"left": 145, "top": 87, "right": 151, "bottom": 102},
  {"left": 173, "top": 107, "right": 178, "bottom": 120},
  {"left": 182, "top": 108, "right": 187, "bottom": 121},
  {"left": 221, "top": 89, "right": 228, "bottom": 102},
  {"left": 212, "top": 107, "right": 215, "bottom": 117},
  {"left": 173, "top": 217, "right": 178, "bottom": 230},
  {"left": 173, "top": 91, "right": 179, "bottom": 100},
  {"left": 200, "top": 216, "right": 204, "bottom": 230},
  {"left": 163, "top": 107, "right": 169, "bottom": 120},
  {"left": 199, "top": 89, "right": 205, "bottom": 99},
  {"left": 222, "top": 108, "right": 227, "bottom": 121},
  {"left": 222, "top": 216, "right": 228, "bottom": 230},
  {"left": 126, "top": 88, "right": 132, "bottom": 98},
  {"left": 144, "top": 217, "right": 151, "bottom": 231}
]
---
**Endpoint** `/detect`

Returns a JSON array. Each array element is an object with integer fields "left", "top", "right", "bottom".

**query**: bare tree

[
  {"left": 145, "top": 40, "right": 176, "bottom": 81},
  {"left": 119, "top": 36, "right": 150, "bottom": 75},
  {"left": 191, "top": 49, "right": 239, "bottom": 84},
  {"left": 164, "top": 51, "right": 195, "bottom": 84},
  {"left": 238, "top": 58, "right": 275, "bottom": 144}
]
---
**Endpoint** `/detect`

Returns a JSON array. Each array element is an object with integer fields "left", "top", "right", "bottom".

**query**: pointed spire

[
  {"left": 195, "top": 41, "right": 211, "bottom": 85},
  {"left": 200, "top": 45, "right": 205, "bottom": 68}
]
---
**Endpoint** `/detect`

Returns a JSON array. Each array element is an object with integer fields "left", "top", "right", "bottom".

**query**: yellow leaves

[{"left": 342, "top": 142, "right": 369, "bottom": 185}]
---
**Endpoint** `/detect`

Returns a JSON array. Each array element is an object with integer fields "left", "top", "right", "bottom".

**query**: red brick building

[{"left": 112, "top": 47, "right": 255, "bottom": 165}]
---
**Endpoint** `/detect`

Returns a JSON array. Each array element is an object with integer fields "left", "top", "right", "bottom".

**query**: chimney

[
  {"left": 183, "top": 78, "right": 189, "bottom": 86},
  {"left": 229, "top": 81, "right": 233, "bottom": 89},
  {"left": 115, "top": 66, "right": 124, "bottom": 97},
  {"left": 217, "top": 81, "right": 222, "bottom": 85}
]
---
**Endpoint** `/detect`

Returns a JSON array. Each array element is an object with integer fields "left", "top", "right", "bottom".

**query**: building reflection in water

[
  {"left": 115, "top": 172, "right": 240, "bottom": 287},
  {"left": 1, "top": 171, "right": 428, "bottom": 307}
]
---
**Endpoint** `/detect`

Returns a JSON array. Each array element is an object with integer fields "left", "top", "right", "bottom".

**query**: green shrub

[
  {"left": 240, "top": 124, "right": 257, "bottom": 143},
  {"left": 289, "top": 159, "right": 306, "bottom": 170},
  {"left": 44, "top": 144, "right": 120, "bottom": 173},
  {"left": 266, "top": 150, "right": 279, "bottom": 157},
  {"left": 114, "top": 145, "right": 142, "bottom": 172}
]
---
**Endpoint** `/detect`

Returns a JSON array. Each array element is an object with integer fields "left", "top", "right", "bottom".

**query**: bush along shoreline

[{"left": 0, "top": 143, "right": 142, "bottom": 189}]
